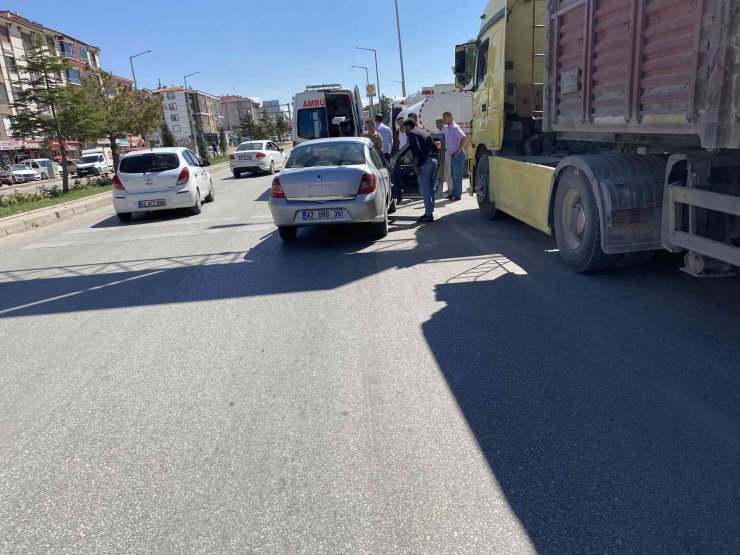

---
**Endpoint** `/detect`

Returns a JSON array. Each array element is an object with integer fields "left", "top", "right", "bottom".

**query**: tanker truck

[{"left": 455, "top": 0, "right": 740, "bottom": 275}]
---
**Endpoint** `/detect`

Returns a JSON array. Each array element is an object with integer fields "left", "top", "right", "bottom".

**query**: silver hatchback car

[{"left": 268, "top": 138, "right": 395, "bottom": 241}]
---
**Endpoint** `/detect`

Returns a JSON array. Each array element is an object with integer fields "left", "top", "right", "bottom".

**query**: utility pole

[
  {"left": 352, "top": 65, "right": 374, "bottom": 118},
  {"left": 357, "top": 47, "right": 381, "bottom": 118},
  {"left": 183, "top": 71, "right": 200, "bottom": 155},
  {"left": 129, "top": 49, "right": 151, "bottom": 90},
  {"left": 394, "top": 0, "right": 407, "bottom": 97}
]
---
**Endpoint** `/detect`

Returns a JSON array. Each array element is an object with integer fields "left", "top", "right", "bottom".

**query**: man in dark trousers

[{"left": 404, "top": 118, "right": 438, "bottom": 223}]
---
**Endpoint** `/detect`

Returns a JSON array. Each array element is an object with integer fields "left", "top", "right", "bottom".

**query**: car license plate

[
  {"left": 302, "top": 209, "right": 343, "bottom": 221},
  {"left": 138, "top": 199, "right": 166, "bottom": 208},
  {"left": 239, "top": 155, "right": 252, "bottom": 160}
]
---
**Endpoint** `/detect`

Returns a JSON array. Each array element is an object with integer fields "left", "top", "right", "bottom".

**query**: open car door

[
  {"left": 353, "top": 85, "right": 364, "bottom": 135},
  {"left": 390, "top": 133, "right": 446, "bottom": 200}
]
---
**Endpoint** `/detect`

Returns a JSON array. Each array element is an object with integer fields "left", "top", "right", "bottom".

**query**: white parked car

[
  {"left": 3, "top": 164, "right": 41, "bottom": 184},
  {"left": 229, "top": 140, "right": 285, "bottom": 178},
  {"left": 112, "top": 147, "right": 214, "bottom": 222},
  {"left": 23, "top": 158, "right": 61, "bottom": 179}
]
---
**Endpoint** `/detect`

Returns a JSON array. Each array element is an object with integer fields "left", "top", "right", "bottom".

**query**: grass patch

[
  {"left": 0, "top": 178, "right": 113, "bottom": 219},
  {"left": 209, "top": 154, "right": 230, "bottom": 166}
]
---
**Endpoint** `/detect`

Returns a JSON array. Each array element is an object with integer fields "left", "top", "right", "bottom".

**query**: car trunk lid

[{"left": 279, "top": 166, "right": 367, "bottom": 200}]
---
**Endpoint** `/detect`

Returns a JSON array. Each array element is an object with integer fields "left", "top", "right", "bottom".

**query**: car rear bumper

[
  {"left": 112, "top": 186, "right": 197, "bottom": 213},
  {"left": 268, "top": 194, "right": 385, "bottom": 227},
  {"left": 230, "top": 159, "right": 270, "bottom": 172}
]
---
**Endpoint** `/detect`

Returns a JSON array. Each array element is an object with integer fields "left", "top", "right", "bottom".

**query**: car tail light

[
  {"left": 358, "top": 173, "right": 377, "bottom": 194},
  {"left": 229, "top": 154, "right": 235, "bottom": 160},
  {"left": 293, "top": 141, "right": 298, "bottom": 147},
  {"left": 176, "top": 166, "right": 190, "bottom": 186},
  {"left": 271, "top": 177, "right": 285, "bottom": 198},
  {"left": 112, "top": 174, "right": 126, "bottom": 191},
  {"left": 256, "top": 152, "right": 266, "bottom": 159}
]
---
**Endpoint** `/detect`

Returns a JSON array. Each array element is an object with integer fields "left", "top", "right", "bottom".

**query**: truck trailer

[{"left": 455, "top": 0, "right": 740, "bottom": 275}]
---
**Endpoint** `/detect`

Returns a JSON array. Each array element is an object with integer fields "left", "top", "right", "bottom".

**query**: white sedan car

[
  {"left": 230, "top": 140, "right": 285, "bottom": 178},
  {"left": 112, "top": 147, "right": 214, "bottom": 222}
]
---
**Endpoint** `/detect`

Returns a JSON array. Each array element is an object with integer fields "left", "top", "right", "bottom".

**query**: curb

[{"left": 0, "top": 191, "right": 111, "bottom": 238}]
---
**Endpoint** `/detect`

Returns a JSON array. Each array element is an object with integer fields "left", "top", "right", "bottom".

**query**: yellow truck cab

[{"left": 456, "top": 0, "right": 740, "bottom": 276}]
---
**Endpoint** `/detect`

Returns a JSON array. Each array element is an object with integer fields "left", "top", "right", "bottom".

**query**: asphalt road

[{"left": 1, "top": 163, "right": 739, "bottom": 553}]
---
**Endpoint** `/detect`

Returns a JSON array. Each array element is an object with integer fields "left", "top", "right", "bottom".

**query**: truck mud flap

[{"left": 555, "top": 154, "right": 666, "bottom": 254}]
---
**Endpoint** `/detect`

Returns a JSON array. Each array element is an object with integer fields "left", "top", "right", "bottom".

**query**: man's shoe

[
  {"left": 452, "top": 196, "right": 462, "bottom": 201},
  {"left": 416, "top": 214, "right": 434, "bottom": 223},
  {"left": 445, "top": 194, "right": 455, "bottom": 200}
]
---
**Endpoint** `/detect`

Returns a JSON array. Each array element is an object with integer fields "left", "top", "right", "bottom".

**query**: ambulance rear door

[{"left": 294, "top": 91, "right": 328, "bottom": 144}]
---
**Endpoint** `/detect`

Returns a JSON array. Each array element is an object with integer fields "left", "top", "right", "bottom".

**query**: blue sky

[{"left": 6, "top": 0, "right": 484, "bottom": 105}]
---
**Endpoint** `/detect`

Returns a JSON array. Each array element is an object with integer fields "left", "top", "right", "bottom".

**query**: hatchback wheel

[
  {"left": 205, "top": 181, "right": 215, "bottom": 203},
  {"left": 116, "top": 212, "right": 132, "bottom": 222},
  {"left": 233, "top": 169, "right": 241, "bottom": 179},
  {"left": 268, "top": 161, "right": 275, "bottom": 175},
  {"left": 189, "top": 190, "right": 202, "bottom": 215}
]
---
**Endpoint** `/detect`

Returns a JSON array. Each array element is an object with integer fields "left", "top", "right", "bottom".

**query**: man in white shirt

[
  {"left": 436, "top": 117, "right": 453, "bottom": 196},
  {"left": 374, "top": 114, "right": 393, "bottom": 162},
  {"left": 393, "top": 115, "right": 407, "bottom": 154}
]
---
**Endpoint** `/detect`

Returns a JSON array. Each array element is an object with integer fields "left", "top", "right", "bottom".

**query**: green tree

[
  {"left": 275, "top": 113, "right": 291, "bottom": 141},
  {"left": 160, "top": 122, "right": 176, "bottom": 147},
  {"left": 218, "top": 127, "right": 227, "bottom": 155},
  {"left": 11, "top": 36, "right": 99, "bottom": 192},
  {"left": 195, "top": 121, "right": 208, "bottom": 161},
  {"left": 79, "top": 71, "right": 163, "bottom": 170},
  {"left": 260, "top": 108, "right": 276, "bottom": 139},
  {"left": 239, "top": 112, "right": 263, "bottom": 140}
]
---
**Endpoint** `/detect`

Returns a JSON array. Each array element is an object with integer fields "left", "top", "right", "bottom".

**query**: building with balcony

[
  {"left": 151, "top": 86, "right": 223, "bottom": 152},
  {"left": 0, "top": 11, "right": 101, "bottom": 164},
  {"left": 220, "top": 95, "right": 261, "bottom": 132}
]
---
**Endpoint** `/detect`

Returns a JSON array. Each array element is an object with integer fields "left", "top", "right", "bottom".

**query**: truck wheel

[
  {"left": 554, "top": 168, "right": 619, "bottom": 273},
  {"left": 475, "top": 152, "right": 504, "bottom": 220}
]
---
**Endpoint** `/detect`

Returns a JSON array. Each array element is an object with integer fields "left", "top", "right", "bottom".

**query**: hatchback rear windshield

[
  {"left": 237, "top": 142, "right": 264, "bottom": 152},
  {"left": 119, "top": 153, "right": 180, "bottom": 173},
  {"left": 286, "top": 143, "right": 365, "bottom": 168}
]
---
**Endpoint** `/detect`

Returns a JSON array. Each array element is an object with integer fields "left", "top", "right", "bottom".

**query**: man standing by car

[
  {"left": 392, "top": 115, "right": 407, "bottom": 155},
  {"left": 435, "top": 117, "right": 453, "bottom": 197},
  {"left": 404, "top": 118, "right": 438, "bottom": 223},
  {"left": 362, "top": 119, "right": 384, "bottom": 154},
  {"left": 442, "top": 111, "right": 467, "bottom": 201},
  {"left": 374, "top": 114, "right": 393, "bottom": 162}
]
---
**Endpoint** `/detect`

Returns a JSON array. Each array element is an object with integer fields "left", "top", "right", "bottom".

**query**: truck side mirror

[{"left": 455, "top": 41, "right": 477, "bottom": 89}]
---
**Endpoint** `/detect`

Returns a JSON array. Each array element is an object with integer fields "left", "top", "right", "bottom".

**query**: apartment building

[
  {"left": 152, "top": 86, "right": 223, "bottom": 149},
  {"left": 262, "top": 100, "right": 282, "bottom": 116},
  {"left": 220, "top": 95, "right": 261, "bottom": 132},
  {"left": 0, "top": 11, "right": 101, "bottom": 163}
]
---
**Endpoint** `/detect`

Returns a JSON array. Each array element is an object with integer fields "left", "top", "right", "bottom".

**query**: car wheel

[
  {"left": 41, "top": 172, "right": 48, "bottom": 180},
  {"left": 373, "top": 212, "right": 389, "bottom": 238},
  {"left": 12, "top": 175, "right": 18, "bottom": 184},
  {"left": 232, "top": 170, "right": 241, "bottom": 179},
  {"left": 205, "top": 181, "right": 215, "bottom": 203},
  {"left": 189, "top": 190, "right": 202, "bottom": 215},
  {"left": 475, "top": 152, "right": 504, "bottom": 220},
  {"left": 268, "top": 161, "right": 275, "bottom": 175},
  {"left": 278, "top": 226, "right": 297, "bottom": 241},
  {"left": 94, "top": 168, "right": 101, "bottom": 176},
  {"left": 554, "top": 168, "right": 619, "bottom": 273},
  {"left": 116, "top": 212, "right": 133, "bottom": 222}
]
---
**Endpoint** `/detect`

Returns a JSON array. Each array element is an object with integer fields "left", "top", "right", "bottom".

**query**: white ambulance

[{"left": 292, "top": 84, "right": 365, "bottom": 145}]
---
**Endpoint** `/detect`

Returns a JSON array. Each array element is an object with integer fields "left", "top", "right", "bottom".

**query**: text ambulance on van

[{"left": 292, "top": 84, "right": 365, "bottom": 146}]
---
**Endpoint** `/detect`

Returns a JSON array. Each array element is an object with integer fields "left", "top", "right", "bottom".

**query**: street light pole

[
  {"left": 393, "top": 0, "right": 407, "bottom": 97},
  {"left": 357, "top": 47, "right": 381, "bottom": 118},
  {"left": 183, "top": 71, "right": 200, "bottom": 155},
  {"left": 129, "top": 49, "right": 152, "bottom": 90},
  {"left": 352, "top": 65, "right": 374, "bottom": 118}
]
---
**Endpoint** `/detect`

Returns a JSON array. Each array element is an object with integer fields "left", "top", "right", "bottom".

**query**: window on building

[
  {"left": 66, "top": 68, "right": 81, "bottom": 85},
  {"left": 11, "top": 84, "right": 22, "bottom": 100},
  {"left": 168, "top": 103, "right": 177, "bottom": 110},
  {"left": 0, "top": 26, "right": 8, "bottom": 43},
  {"left": 166, "top": 92, "right": 176, "bottom": 100},
  {"left": 0, "top": 83, "right": 8, "bottom": 105},
  {"left": 60, "top": 41, "right": 77, "bottom": 60},
  {"left": 45, "top": 36, "right": 55, "bottom": 53},
  {"left": 172, "top": 125, "right": 181, "bottom": 133},
  {"left": 21, "top": 32, "right": 32, "bottom": 49},
  {"left": 79, "top": 46, "right": 89, "bottom": 64},
  {"left": 170, "top": 114, "right": 179, "bottom": 122},
  {"left": 89, "top": 51, "right": 98, "bottom": 68},
  {"left": 4, "top": 56, "right": 17, "bottom": 74}
]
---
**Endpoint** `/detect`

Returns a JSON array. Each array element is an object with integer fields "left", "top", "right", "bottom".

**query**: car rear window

[
  {"left": 286, "top": 143, "right": 365, "bottom": 168},
  {"left": 237, "top": 142, "right": 263, "bottom": 152},
  {"left": 119, "top": 153, "right": 180, "bottom": 173}
]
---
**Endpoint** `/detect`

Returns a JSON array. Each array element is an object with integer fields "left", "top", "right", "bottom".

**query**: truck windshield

[
  {"left": 80, "top": 155, "right": 102, "bottom": 164},
  {"left": 297, "top": 108, "right": 328, "bottom": 140}
]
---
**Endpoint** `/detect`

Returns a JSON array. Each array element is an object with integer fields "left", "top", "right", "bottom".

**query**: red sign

[{"left": 303, "top": 99, "right": 325, "bottom": 108}]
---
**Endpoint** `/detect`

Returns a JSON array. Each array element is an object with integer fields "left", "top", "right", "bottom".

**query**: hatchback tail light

[
  {"left": 256, "top": 152, "right": 266, "bottom": 159},
  {"left": 358, "top": 173, "right": 377, "bottom": 195},
  {"left": 176, "top": 166, "right": 190, "bottom": 186},
  {"left": 229, "top": 154, "right": 235, "bottom": 160},
  {"left": 271, "top": 177, "right": 285, "bottom": 198},
  {"left": 112, "top": 174, "right": 126, "bottom": 191}
]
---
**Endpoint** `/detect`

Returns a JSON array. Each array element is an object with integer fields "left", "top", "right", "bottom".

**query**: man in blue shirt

[{"left": 374, "top": 114, "right": 393, "bottom": 162}]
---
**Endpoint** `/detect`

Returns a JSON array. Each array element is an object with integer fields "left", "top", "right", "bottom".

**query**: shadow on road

[{"left": 1, "top": 206, "right": 739, "bottom": 550}]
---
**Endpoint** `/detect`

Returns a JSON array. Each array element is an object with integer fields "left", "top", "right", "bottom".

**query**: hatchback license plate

[
  {"left": 302, "top": 209, "right": 343, "bottom": 221},
  {"left": 139, "top": 199, "right": 166, "bottom": 208}
]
